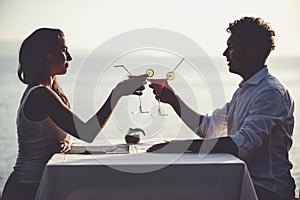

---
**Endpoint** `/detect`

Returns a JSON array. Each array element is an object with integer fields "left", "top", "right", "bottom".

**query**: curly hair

[{"left": 226, "top": 17, "right": 275, "bottom": 61}]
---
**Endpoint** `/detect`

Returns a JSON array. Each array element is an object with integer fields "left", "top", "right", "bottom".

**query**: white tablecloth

[{"left": 35, "top": 144, "right": 257, "bottom": 200}]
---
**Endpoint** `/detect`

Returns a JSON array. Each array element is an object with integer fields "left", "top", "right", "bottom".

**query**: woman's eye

[{"left": 62, "top": 47, "right": 68, "bottom": 52}]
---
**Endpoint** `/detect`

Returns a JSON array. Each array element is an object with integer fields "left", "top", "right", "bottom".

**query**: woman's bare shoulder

[
  {"left": 28, "top": 86, "right": 61, "bottom": 101},
  {"left": 23, "top": 86, "right": 62, "bottom": 121}
]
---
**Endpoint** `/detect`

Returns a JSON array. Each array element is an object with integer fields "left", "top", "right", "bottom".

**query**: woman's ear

[{"left": 45, "top": 52, "right": 53, "bottom": 60}]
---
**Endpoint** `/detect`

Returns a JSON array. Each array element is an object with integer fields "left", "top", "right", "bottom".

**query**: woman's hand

[
  {"left": 113, "top": 74, "right": 147, "bottom": 97},
  {"left": 60, "top": 134, "right": 73, "bottom": 153}
]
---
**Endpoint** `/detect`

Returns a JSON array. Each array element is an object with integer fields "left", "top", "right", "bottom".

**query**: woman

[{"left": 1, "top": 28, "right": 146, "bottom": 200}]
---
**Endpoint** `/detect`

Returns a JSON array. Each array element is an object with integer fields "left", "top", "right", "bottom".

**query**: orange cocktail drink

[
  {"left": 147, "top": 78, "right": 168, "bottom": 94},
  {"left": 147, "top": 78, "right": 168, "bottom": 116}
]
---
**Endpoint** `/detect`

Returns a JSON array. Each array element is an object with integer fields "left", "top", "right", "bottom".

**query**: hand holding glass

[
  {"left": 147, "top": 78, "right": 169, "bottom": 116},
  {"left": 115, "top": 65, "right": 151, "bottom": 114},
  {"left": 114, "top": 57, "right": 184, "bottom": 116},
  {"left": 147, "top": 58, "right": 184, "bottom": 116}
]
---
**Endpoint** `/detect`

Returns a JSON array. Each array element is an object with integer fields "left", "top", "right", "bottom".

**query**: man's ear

[{"left": 247, "top": 44, "right": 258, "bottom": 60}]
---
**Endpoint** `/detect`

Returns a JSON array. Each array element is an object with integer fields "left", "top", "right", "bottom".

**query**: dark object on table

[
  {"left": 147, "top": 137, "right": 238, "bottom": 156},
  {"left": 125, "top": 128, "right": 146, "bottom": 144},
  {"left": 125, "top": 134, "right": 140, "bottom": 144}
]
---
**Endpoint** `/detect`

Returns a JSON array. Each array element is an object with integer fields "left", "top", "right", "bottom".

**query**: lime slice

[
  {"left": 146, "top": 69, "right": 154, "bottom": 77},
  {"left": 166, "top": 72, "right": 175, "bottom": 80}
]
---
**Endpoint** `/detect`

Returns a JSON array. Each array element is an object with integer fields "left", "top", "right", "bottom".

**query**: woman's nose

[{"left": 223, "top": 48, "right": 228, "bottom": 57}]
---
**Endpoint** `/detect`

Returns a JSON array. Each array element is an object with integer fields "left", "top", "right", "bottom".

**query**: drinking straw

[
  {"left": 171, "top": 58, "right": 185, "bottom": 72},
  {"left": 114, "top": 65, "right": 133, "bottom": 76}
]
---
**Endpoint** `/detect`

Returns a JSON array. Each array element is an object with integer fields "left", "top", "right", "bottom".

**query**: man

[{"left": 148, "top": 17, "right": 295, "bottom": 199}]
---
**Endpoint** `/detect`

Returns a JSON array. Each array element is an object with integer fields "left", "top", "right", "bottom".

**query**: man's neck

[{"left": 242, "top": 64, "right": 265, "bottom": 81}]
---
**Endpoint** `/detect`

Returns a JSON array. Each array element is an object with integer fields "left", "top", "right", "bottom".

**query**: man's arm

[
  {"left": 151, "top": 83, "right": 228, "bottom": 138},
  {"left": 230, "top": 88, "right": 293, "bottom": 158}
]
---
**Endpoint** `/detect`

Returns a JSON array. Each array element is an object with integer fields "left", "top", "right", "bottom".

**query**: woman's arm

[{"left": 25, "top": 75, "right": 147, "bottom": 143}]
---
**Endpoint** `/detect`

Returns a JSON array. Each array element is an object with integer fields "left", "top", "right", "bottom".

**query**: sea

[{"left": 0, "top": 53, "right": 299, "bottom": 196}]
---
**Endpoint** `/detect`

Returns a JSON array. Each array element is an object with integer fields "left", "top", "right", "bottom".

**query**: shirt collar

[{"left": 239, "top": 67, "right": 268, "bottom": 88}]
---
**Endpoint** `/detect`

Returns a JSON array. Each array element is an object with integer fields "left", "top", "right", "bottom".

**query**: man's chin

[{"left": 228, "top": 68, "right": 239, "bottom": 75}]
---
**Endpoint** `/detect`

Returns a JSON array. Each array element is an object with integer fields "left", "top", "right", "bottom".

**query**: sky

[{"left": 0, "top": 0, "right": 299, "bottom": 57}]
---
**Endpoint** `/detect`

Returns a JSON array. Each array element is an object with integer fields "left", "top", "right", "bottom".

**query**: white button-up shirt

[{"left": 198, "top": 67, "right": 295, "bottom": 199}]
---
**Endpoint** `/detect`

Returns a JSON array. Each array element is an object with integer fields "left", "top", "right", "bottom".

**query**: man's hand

[
  {"left": 147, "top": 140, "right": 193, "bottom": 153},
  {"left": 149, "top": 82, "right": 177, "bottom": 105},
  {"left": 147, "top": 138, "right": 238, "bottom": 156}
]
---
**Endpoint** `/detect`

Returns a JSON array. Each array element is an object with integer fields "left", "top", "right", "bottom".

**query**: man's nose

[{"left": 67, "top": 52, "right": 72, "bottom": 61}]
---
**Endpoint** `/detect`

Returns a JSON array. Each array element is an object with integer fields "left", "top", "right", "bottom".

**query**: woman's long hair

[{"left": 18, "top": 28, "right": 70, "bottom": 108}]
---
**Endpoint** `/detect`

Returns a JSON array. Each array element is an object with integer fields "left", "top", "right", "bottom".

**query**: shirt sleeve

[
  {"left": 197, "top": 103, "right": 228, "bottom": 138},
  {"left": 230, "top": 88, "right": 292, "bottom": 158}
]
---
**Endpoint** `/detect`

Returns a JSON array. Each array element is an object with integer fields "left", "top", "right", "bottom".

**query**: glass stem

[
  {"left": 158, "top": 98, "right": 161, "bottom": 113},
  {"left": 139, "top": 96, "right": 142, "bottom": 112},
  {"left": 137, "top": 95, "right": 148, "bottom": 113},
  {"left": 157, "top": 95, "right": 167, "bottom": 116}
]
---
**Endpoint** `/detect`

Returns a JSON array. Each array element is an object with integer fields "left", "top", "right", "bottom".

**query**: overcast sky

[{"left": 0, "top": 0, "right": 299, "bottom": 56}]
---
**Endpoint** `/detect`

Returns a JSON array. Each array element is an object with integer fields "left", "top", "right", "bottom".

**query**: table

[{"left": 35, "top": 143, "right": 258, "bottom": 200}]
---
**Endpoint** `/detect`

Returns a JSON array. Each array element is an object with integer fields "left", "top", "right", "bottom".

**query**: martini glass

[
  {"left": 147, "top": 58, "right": 185, "bottom": 116},
  {"left": 128, "top": 74, "right": 149, "bottom": 114},
  {"left": 147, "top": 78, "right": 168, "bottom": 116},
  {"left": 115, "top": 65, "right": 152, "bottom": 114}
]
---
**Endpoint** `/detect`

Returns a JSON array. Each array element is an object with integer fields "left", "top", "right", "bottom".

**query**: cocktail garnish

[
  {"left": 146, "top": 69, "right": 154, "bottom": 77},
  {"left": 166, "top": 72, "right": 175, "bottom": 80}
]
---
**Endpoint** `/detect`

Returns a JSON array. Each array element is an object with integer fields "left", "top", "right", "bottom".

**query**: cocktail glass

[
  {"left": 115, "top": 65, "right": 149, "bottom": 114},
  {"left": 147, "top": 78, "right": 168, "bottom": 116},
  {"left": 128, "top": 75, "right": 149, "bottom": 114}
]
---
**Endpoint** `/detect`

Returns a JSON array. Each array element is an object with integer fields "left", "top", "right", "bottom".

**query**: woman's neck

[{"left": 37, "top": 74, "right": 54, "bottom": 89}]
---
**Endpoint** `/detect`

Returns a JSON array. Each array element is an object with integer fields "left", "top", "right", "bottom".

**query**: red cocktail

[
  {"left": 147, "top": 78, "right": 168, "bottom": 116},
  {"left": 115, "top": 65, "right": 148, "bottom": 114},
  {"left": 147, "top": 78, "right": 168, "bottom": 94}
]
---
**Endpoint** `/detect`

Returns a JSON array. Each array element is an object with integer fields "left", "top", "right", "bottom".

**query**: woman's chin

[{"left": 57, "top": 69, "right": 67, "bottom": 75}]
